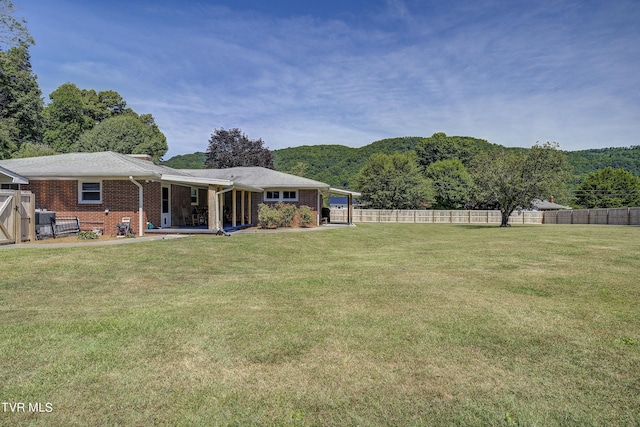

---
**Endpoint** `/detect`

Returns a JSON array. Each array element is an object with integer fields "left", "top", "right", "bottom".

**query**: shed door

[{"left": 161, "top": 185, "right": 171, "bottom": 227}]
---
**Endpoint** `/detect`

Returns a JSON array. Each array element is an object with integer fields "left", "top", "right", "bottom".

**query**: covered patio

[{"left": 324, "top": 188, "right": 361, "bottom": 225}]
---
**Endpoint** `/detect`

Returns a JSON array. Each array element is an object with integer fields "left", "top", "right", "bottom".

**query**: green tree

[
  {"left": 415, "top": 132, "right": 482, "bottom": 170},
  {"left": 471, "top": 142, "right": 570, "bottom": 226},
  {"left": 43, "top": 84, "right": 131, "bottom": 153},
  {"left": 0, "top": 0, "right": 34, "bottom": 49},
  {"left": 206, "top": 128, "right": 274, "bottom": 169},
  {"left": 356, "top": 152, "right": 434, "bottom": 209},
  {"left": 574, "top": 167, "right": 640, "bottom": 208},
  {"left": 77, "top": 113, "right": 168, "bottom": 161},
  {"left": 425, "top": 159, "right": 473, "bottom": 209},
  {"left": 0, "top": 2, "right": 42, "bottom": 159},
  {"left": 11, "top": 142, "right": 56, "bottom": 158},
  {"left": 0, "top": 45, "right": 43, "bottom": 158},
  {"left": 43, "top": 83, "right": 89, "bottom": 152}
]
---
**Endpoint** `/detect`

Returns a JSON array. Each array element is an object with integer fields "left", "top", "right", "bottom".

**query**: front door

[{"left": 161, "top": 185, "right": 171, "bottom": 227}]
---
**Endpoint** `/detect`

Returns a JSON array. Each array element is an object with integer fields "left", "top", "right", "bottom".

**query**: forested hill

[
  {"left": 565, "top": 146, "right": 640, "bottom": 178},
  {"left": 163, "top": 139, "right": 640, "bottom": 189},
  {"left": 271, "top": 136, "right": 497, "bottom": 188}
]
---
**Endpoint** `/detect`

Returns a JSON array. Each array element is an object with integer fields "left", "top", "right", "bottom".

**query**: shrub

[
  {"left": 257, "top": 203, "right": 316, "bottom": 229},
  {"left": 258, "top": 204, "right": 281, "bottom": 229},
  {"left": 298, "top": 205, "right": 314, "bottom": 227},
  {"left": 277, "top": 203, "right": 297, "bottom": 227},
  {"left": 77, "top": 230, "right": 100, "bottom": 240}
]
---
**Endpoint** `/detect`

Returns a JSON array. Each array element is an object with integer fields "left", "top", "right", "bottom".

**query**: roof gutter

[{"left": 129, "top": 176, "right": 144, "bottom": 236}]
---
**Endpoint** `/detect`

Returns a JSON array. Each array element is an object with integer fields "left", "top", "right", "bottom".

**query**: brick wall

[{"left": 25, "top": 179, "right": 165, "bottom": 236}]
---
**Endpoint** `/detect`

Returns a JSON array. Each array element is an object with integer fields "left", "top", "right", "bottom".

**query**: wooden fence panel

[
  {"left": 432, "top": 211, "right": 450, "bottom": 223},
  {"left": 609, "top": 208, "right": 629, "bottom": 225},
  {"left": 556, "top": 210, "right": 573, "bottom": 224},
  {"left": 571, "top": 210, "right": 589, "bottom": 224},
  {"left": 523, "top": 211, "right": 544, "bottom": 224},
  {"left": 330, "top": 209, "right": 542, "bottom": 225},
  {"left": 630, "top": 208, "right": 640, "bottom": 225},
  {"left": 335, "top": 207, "right": 639, "bottom": 226},
  {"left": 451, "top": 211, "right": 469, "bottom": 223},
  {"left": 397, "top": 210, "right": 415, "bottom": 223},
  {"left": 0, "top": 191, "right": 15, "bottom": 244},
  {"left": 543, "top": 211, "right": 557, "bottom": 224},
  {"left": 415, "top": 210, "right": 433, "bottom": 223},
  {"left": 589, "top": 209, "right": 608, "bottom": 224},
  {"left": 0, "top": 190, "right": 33, "bottom": 244}
]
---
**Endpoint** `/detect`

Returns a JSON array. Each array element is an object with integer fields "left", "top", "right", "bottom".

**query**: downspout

[{"left": 129, "top": 176, "right": 144, "bottom": 236}]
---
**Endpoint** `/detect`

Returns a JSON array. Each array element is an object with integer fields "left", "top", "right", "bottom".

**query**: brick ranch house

[{"left": 0, "top": 152, "right": 359, "bottom": 236}]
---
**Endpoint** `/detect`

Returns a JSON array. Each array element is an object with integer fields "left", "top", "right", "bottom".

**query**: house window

[
  {"left": 264, "top": 190, "right": 298, "bottom": 202},
  {"left": 191, "top": 188, "right": 198, "bottom": 205},
  {"left": 265, "top": 191, "right": 280, "bottom": 201},
  {"left": 79, "top": 181, "right": 102, "bottom": 204}
]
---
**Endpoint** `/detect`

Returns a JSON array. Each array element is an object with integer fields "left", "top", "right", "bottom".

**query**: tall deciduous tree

[
  {"left": 0, "top": 45, "right": 43, "bottom": 158},
  {"left": 42, "top": 83, "right": 87, "bottom": 152},
  {"left": 424, "top": 159, "right": 473, "bottom": 209},
  {"left": 471, "top": 142, "right": 570, "bottom": 226},
  {"left": 415, "top": 132, "right": 481, "bottom": 170},
  {"left": 0, "top": 0, "right": 34, "bottom": 49},
  {"left": 0, "top": 1, "right": 42, "bottom": 159},
  {"left": 77, "top": 113, "right": 168, "bottom": 161},
  {"left": 356, "top": 152, "right": 434, "bottom": 209},
  {"left": 43, "top": 83, "right": 131, "bottom": 152},
  {"left": 574, "top": 167, "right": 640, "bottom": 208},
  {"left": 205, "top": 128, "right": 273, "bottom": 169}
]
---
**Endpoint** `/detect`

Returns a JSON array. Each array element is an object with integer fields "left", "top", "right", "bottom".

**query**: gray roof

[
  {"left": 0, "top": 165, "right": 29, "bottom": 184},
  {"left": 532, "top": 199, "right": 571, "bottom": 210},
  {"left": 0, "top": 152, "right": 177, "bottom": 179},
  {"left": 181, "top": 167, "right": 330, "bottom": 190},
  {"left": 0, "top": 152, "right": 331, "bottom": 191}
]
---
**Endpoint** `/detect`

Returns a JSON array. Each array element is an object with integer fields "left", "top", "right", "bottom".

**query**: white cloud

[{"left": 21, "top": 0, "right": 640, "bottom": 158}]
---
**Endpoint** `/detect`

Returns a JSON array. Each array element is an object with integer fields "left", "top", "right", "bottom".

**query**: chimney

[{"left": 549, "top": 195, "right": 555, "bottom": 203}]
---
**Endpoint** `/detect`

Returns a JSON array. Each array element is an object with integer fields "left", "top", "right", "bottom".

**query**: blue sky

[{"left": 18, "top": 0, "right": 640, "bottom": 158}]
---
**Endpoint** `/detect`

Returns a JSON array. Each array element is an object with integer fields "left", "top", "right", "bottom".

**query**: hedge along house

[{"left": 0, "top": 152, "right": 360, "bottom": 236}]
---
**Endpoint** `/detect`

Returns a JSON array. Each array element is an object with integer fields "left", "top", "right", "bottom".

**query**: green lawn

[{"left": 1, "top": 224, "right": 639, "bottom": 426}]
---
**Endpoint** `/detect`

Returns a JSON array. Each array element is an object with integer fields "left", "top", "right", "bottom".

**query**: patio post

[
  {"left": 241, "top": 190, "right": 246, "bottom": 225},
  {"left": 207, "top": 185, "right": 217, "bottom": 230},
  {"left": 232, "top": 189, "right": 237, "bottom": 228}
]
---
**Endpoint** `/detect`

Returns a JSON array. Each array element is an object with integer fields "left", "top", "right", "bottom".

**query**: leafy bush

[
  {"left": 258, "top": 203, "right": 281, "bottom": 229},
  {"left": 258, "top": 203, "right": 316, "bottom": 229},
  {"left": 77, "top": 230, "right": 100, "bottom": 240},
  {"left": 298, "top": 205, "right": 314, "bottom": 227},
  {"left": 277, "top": 203, "right": 297, "bottom": 227}
]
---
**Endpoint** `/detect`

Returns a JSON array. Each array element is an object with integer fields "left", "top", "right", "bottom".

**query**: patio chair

[{"left": 182, "top": 206, "right": 198, "bottom": 226}]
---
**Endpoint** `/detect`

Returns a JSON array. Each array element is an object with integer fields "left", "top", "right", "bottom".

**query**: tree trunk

[{"left": 500, "top": 210, "right": 511, "bottom": 227}]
